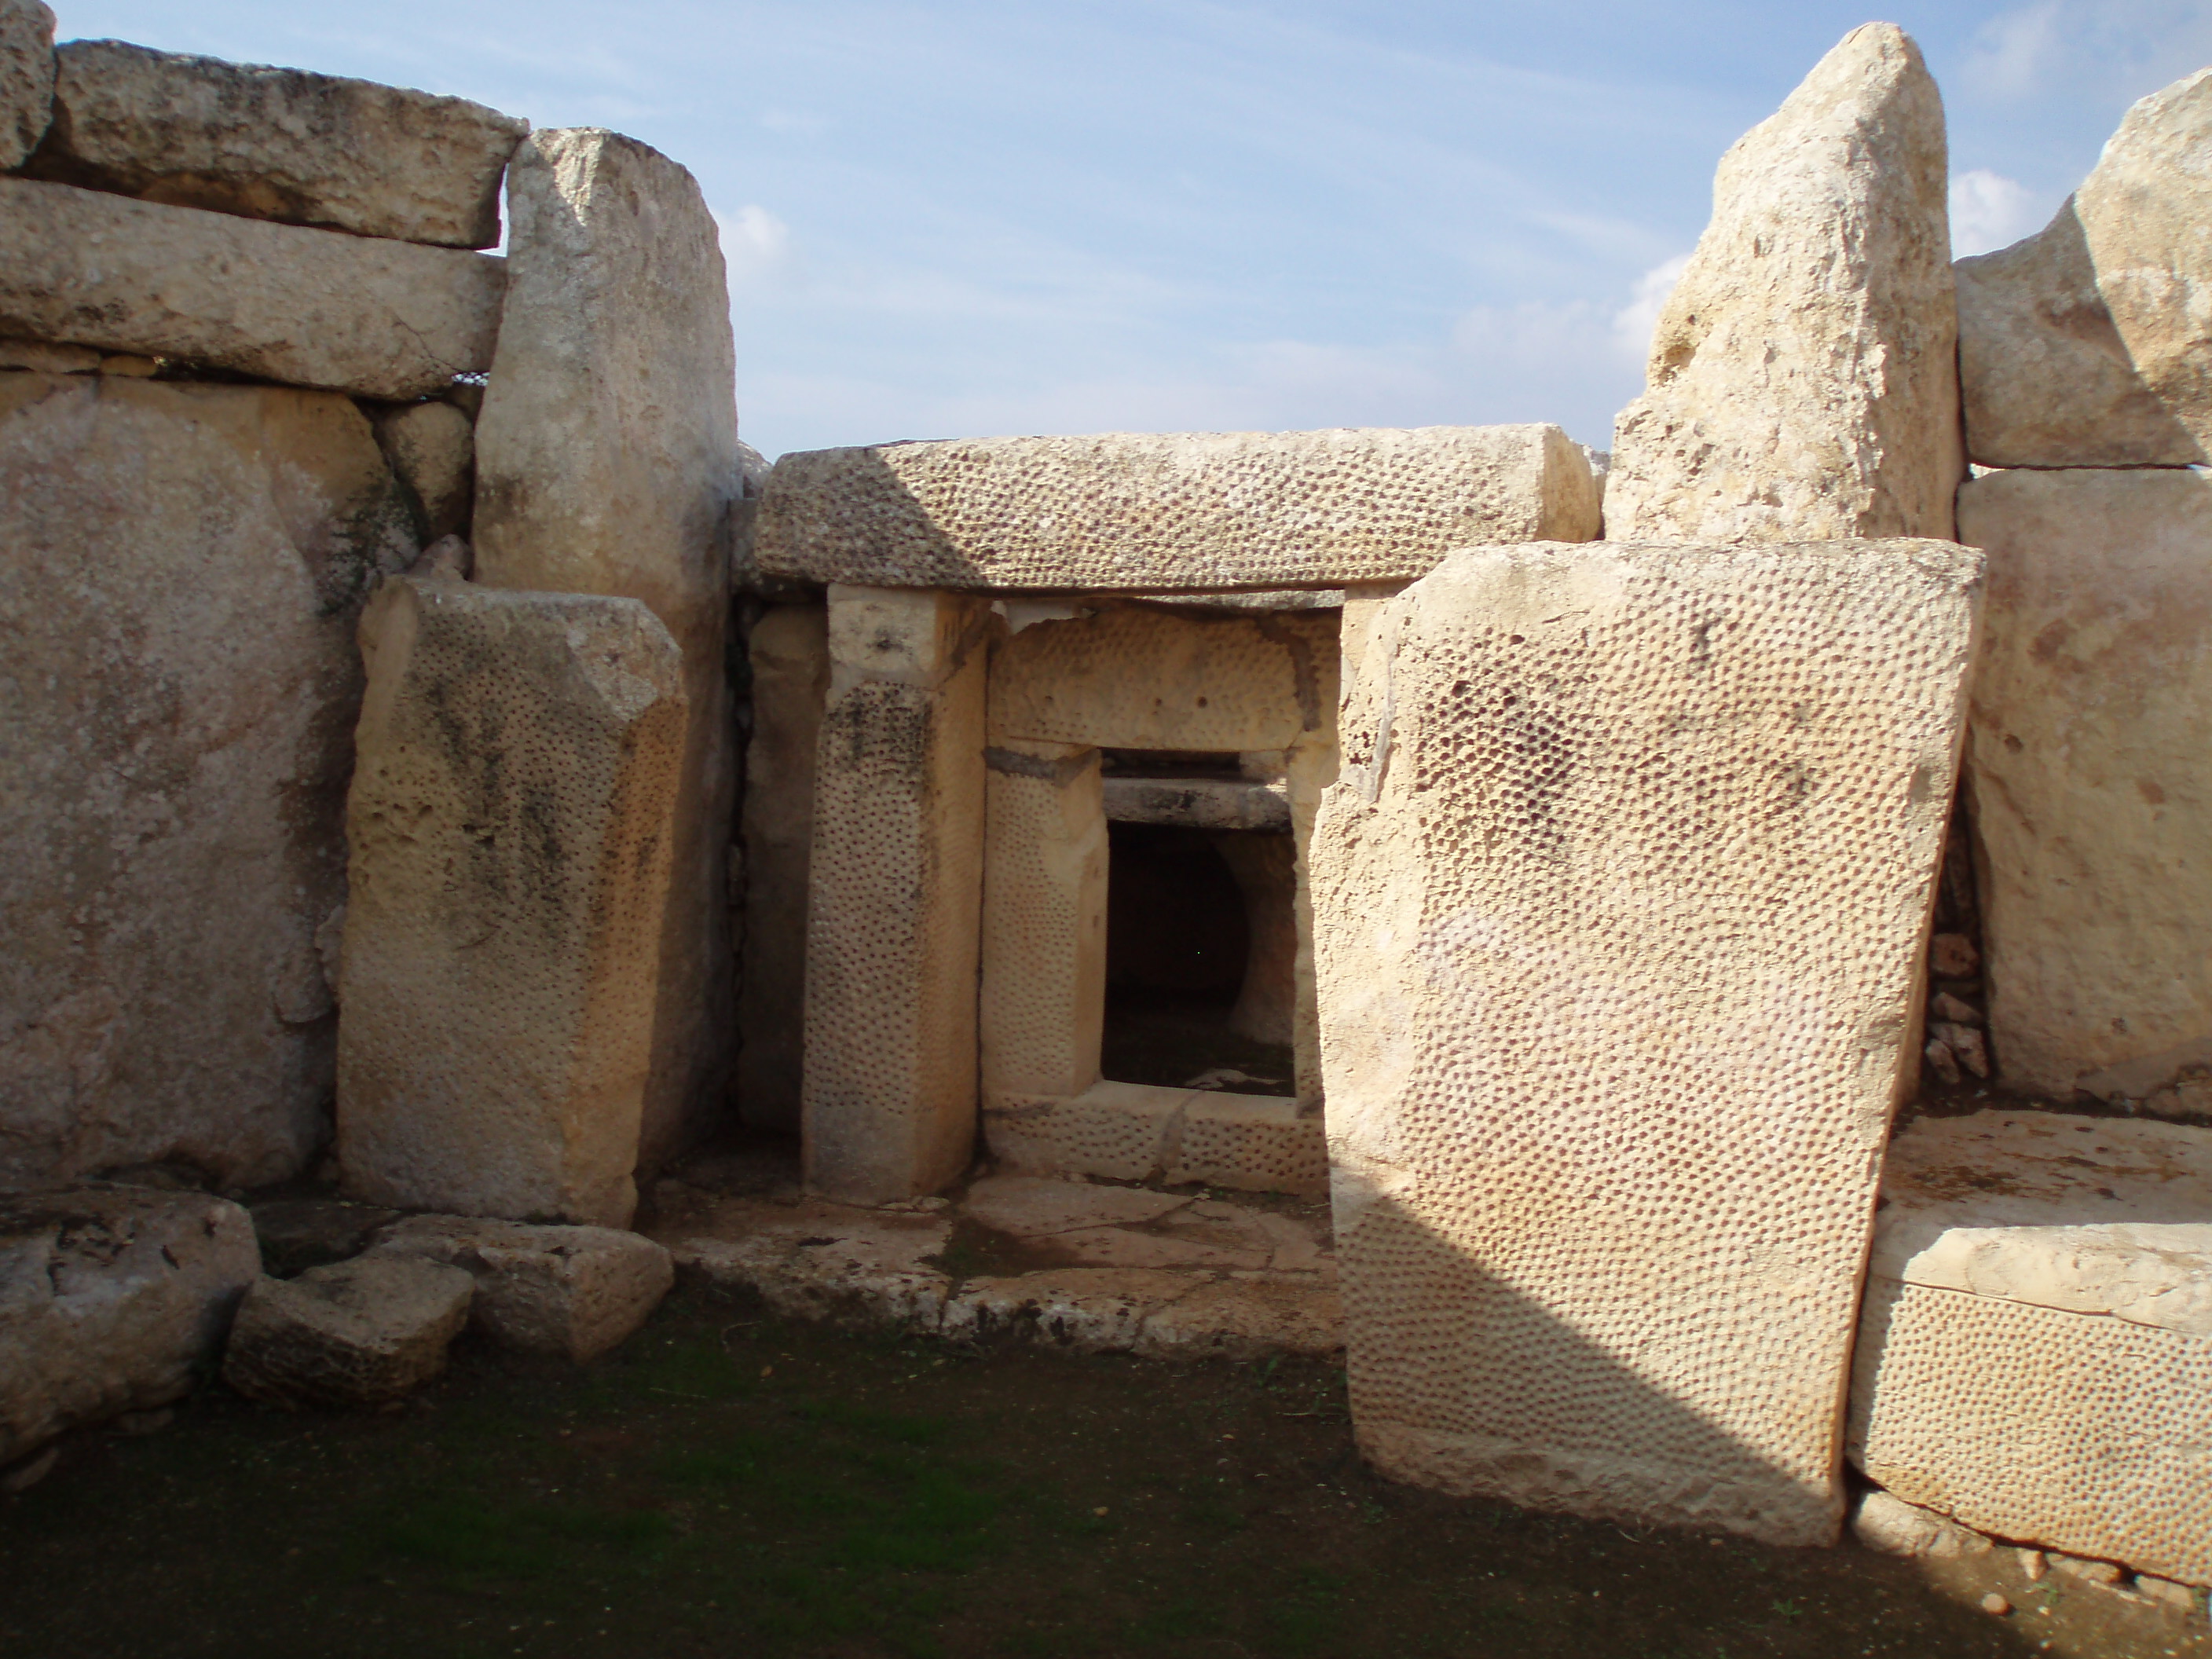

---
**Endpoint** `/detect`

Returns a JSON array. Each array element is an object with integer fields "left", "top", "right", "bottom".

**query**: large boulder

[
  {"left": 0, "top": 178, "right": 505, "bottom": 400},
  {"left": 222, "top": 1254, "right": 474, "bottom": 1409},
  {"left": 25, "top": 39, "right": 526, "bottom": 248},
  {"left": 335, "top": 579, "right": 688, "bottom": 1228},
  {"left": 1606, "top": 25, "right": 1961, "bottom": 541},
  {"left": 1957, "top": 70, "right": 2212, "bottom": 467},
  {"left": 473, "top": 128, "right": 741, "bottom": 1170},
  {"left": 0, "top": 0, "right": 53, "bottom": 170},
  {"left": 0, "top": 375, "right": 416, "bottom": 1189},
  {"left": 0, "top": 1185, "right": 259, "bottom": 1463},
  {"left": 372, "top": 1215, "right": 672, "bottom": 1361}
]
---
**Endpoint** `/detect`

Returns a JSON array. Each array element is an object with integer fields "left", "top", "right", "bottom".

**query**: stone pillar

[
  {"left": 1312, "top": 538, "right": 1980, "bottom": 1546},
  {"left": 803, "top": 586, "right": 988, "bottom": 1203},
  {"left": 471, "top": 127, "right": 740, "bottom": 1172},
  {"left": 735, "top": 600, "right": 830, "bottom": 1131},
  {"left": 336, "top": 578, "right": 687, "bottom": 1228},
  {"left": 980, "top": 741, "right": 1107, "bottom": 1100},
  {"left": 1960, "top": 468, "right": 2212, "bottom": 1109}
]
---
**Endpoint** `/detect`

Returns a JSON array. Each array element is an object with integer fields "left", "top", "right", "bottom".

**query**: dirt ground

[{"left": 0, "top": 1283, "right": 2199, "bottom": 1659}]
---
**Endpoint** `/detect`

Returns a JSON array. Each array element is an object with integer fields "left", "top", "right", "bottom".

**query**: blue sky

[{"left": 52, "top": 1, "right": 2212, "bottom": 456}]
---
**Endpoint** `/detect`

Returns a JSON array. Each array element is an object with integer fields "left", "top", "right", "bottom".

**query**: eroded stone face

[
  {"left": 1959, "top": 70, "right": 2212, "bottom": 467},
  {"left": 0, "top": 373, "right": 417, "bottom": 1188},
  {"left": 1959, "top": 468, "right": 2212, "bottom": 1104},
  {"left": 27, "top": 39, "right": 526, "bottom": 247},
  {"left": 1607, "top": 24, "right": 1961, "bottom": 541},
  {"left": 473, "top": 127, "right": 740, "bottom": 1171},
  {"left": 0, "top": 178, "right": 505, "bottom": 399},
  {"left": 221, "top": 1254, "right": 474, "bottom": 1410},
  {"left": 372, "top": 1215, "right": 674, "bottom": 1361},
  {"left": 335, "top": 580, "right": 688, "bottom": 1228},
  {"left": 0, "top": 0, "right": 53, "bottom": 171},
  {"left": 756, "top": 425, "right": 1600, "bottom": 592},
  {"left": 1313, "top": 538, "right": 1980, "bottom": 1545}
]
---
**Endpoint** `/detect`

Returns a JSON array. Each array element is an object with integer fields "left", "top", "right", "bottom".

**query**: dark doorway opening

[{"left": 1102, "top": 821, "right": 1294, "bottom": 1097}]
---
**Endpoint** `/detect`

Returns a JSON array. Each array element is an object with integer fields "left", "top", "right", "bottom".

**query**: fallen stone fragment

[
  {"left": 1956, "top": 69, "right": 2212, "bottom": 466},
  {"left": 1980, "top": 1594, "right": 2009, "bottom": 1617},
  {"left": 27, "top": 40, "right": 526, "bottom": 247},
  {"left": 1929, "top": 933, "right": 1979, "bottom": 978},
  {"left": 1606, "top": 24, "right": 1961, "bottom": 541},
  {"left": 2050, "top": 1555, "right": 2126, "bottom": 1588},
  {"left": 0, "top": 178, "right": 504, "bottom": 400},
  {"left": 248, "top": 1199, "right": 401, "bottom": 1277},
  {"left": 222, "top": 1254, "right": 473, "bottom": 1409},
  {"left": 1924, "top": 1040, "right": 1962, "bottom": 1087},
  {"left": 2137, "top": 1576, "right": 2199, "bottom": 1611},
  {"left": 0, "top": 1185, "right": 259, "bottom": 1463},
  {"left": 371, "top": 399, "right": 474, "bottom": 542},
  {"left": 940, "top": 1269, "right": 1197, "bottom": 1352},
  {"left": 1931, "top": 1022, "right": 1990, "bottom": 1079},
  {"left": 0, "top": 1, "right": 53, "bottom": 170},
  {"left": 1930, "top": 992, "right": 1981, "bottom": 1025},
  {"left": 2018, "top": 1548, "right": 2046, "bottom": 1581},
  {"left": 373, "top": 1216, "right": 673, "bottom": 1361},
  {"left": 1850, "top": 1489, "right": 1993, "bottom": 1559}
]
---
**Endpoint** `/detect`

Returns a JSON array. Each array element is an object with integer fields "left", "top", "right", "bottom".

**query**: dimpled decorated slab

[
  {"left": 756, "top": 426, "right": 1600, "bottom": 593},
  {"left": 1312, "top": 538, "right": 1980, "bottom": 1545}
]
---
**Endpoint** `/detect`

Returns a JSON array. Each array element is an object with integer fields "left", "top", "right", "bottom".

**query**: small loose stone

[
  {"left": 1982, "top": 1593, "right": 2011, "bottom": 1616},
  {"left": 1925, "top": 1038, "right": 1963, "bottom": 1086}
]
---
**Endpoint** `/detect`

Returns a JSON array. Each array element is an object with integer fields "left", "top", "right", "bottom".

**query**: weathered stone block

[
  {"left": 0, "top": 178, "right": 504, "bottom": 399},
  {"left": 804, "top": 587, "right": 988, "bottom": 1203},
  {"left": 0, "top": 1186, "right": 258, "bottom": 1463},
  {"left": 1165, "top": 1093, "right": 1325, "bottom": 1195},
  {"left": 1959, "top": 469, "right": 2212, "bottom": 1104},
  {"left": 370, "top": 398, "right": 474, "bottom": 543},
  {"left": 1313, "top": 538, "right": 1980, "bottom": 1545},
  {"left": 735, "top": 601, "right": 829, "bottom": 1131},
  {"left": 1958, "top": 71, "right": 2212, "bottom": 467},
  {"left": 0, "top": 374, "right": 416, "bottom": 1188},
  {"left": 1849, "top": 1111, "right": 2212, "bottom": 1585},
  {"left": 1607, "top": 25, "right": 1961, "bottom": 541},
  {"left": 335, "top": 579, "right": 688, "bottom": 1227},
  {"left": 373, "top": 1216, "right": 673, "bottom": 1361},
  {"left": 756, "top": 425, "right": 1599, "bottom": 592},
  {"left": 474, "top": 128, "right": 740, "bottom": 1170},
  {"left": 222, "top": 1254, "right": 474, "bottom": 1409},
  {"left": 26, "top": 39, "right": 526, "bottom": 248},
  {"left": 0, "top": 0, "right": 53, "bottom": 170}
]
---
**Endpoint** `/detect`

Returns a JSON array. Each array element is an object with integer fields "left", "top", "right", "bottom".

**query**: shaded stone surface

[
  {"left": 373, "top": 1215, "right": 674, "bottom": 1361},
  {"left": 0, "top": 374, "right": 416, "bottom": 1188},
  {"left": 27, "top": 39, "right": 526, "bottom": 247},
  {"left": 0, "top": 179, "right": 504, "bottom": 399},
  {"left": 248, "top": 1199, "right": 401, "bottom": 1278},
  {"left": 1607, "top": 24, "right": 1961, "bottom": 541},
  {"left": 369, "top": 398, "right": 474, "bottom": 543},
  {"left": 222, "top": 1254, "right": 473, "bottom": 1409}
]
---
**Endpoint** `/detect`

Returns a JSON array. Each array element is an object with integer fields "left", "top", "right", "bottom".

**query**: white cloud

[
  {"left": 1609, "top": 252, "right": 1694, "bottom": 363},
  {"left": 1967, "top": 1, "right": 2066, "bottom": 99},
  {"left": 1950, "top": 168, "right": 2049, "bottom": 258},
  {"left": 716, "top": 205, "right": 793, "bottom": 287}
]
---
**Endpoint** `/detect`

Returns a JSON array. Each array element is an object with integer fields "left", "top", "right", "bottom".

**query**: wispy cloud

[
  {"left": 1950, "top": 168, "right": 2050, "bottom": 257},
  {"left": 716, "top": 205, "right": 794, "bottom": 289}
]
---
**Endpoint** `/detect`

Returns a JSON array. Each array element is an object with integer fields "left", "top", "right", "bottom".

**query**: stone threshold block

[
  {"left": 0, "top": 178, "right": 504, "bottom": 400},
  {"left": 804, "top": 587, "right": 991, "bottom": 1204},
  {"left": 1849, "top": 1111, "right": 2212, "bottom": 1585},
  {"left": 1313, "top": 538, "right": 1981, "bottom": 1547},
  {"left": 983, "top": 1080, "right": 1327, "bottom": 1196},
  {"left": 1960, "top": 468, "right": 2212, "bottom": 1108},
  {"left": 336, "top": 578, "right": 688, "bottom": 1228},
  {"left": 756, "top": 425, "right": 1601, "bottom": 593},
  {"left": 27, "top": 39, "right": 527, "bottom": 248}
]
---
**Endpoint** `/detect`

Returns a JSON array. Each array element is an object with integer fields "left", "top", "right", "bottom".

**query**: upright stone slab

[
  {"left": 736, "top": 600, "right": 830, "bottom": 1131},
  {"left": 0, "top": 0, "right": 53, "bottom": 170},
  {"left": 1957, "top": 70, "right": 2212, "bottom": 467},
  {"left": 1607, "top": 25, "right": 1961, "bottom": 541},
  {"left": 1312, "top": 539, "right": 1980, "bottom": 1545},
  {"left": 336, "top": 579, "right": 687, "bottom": 1228},
  {"left": 473, "top": 128, "right": 740, "bottom": 1171},
  {"left": 0, "top": 374, "right": 416, "bottom": 1188},
  {"left": 1959, "top": 469, "right": 2212, "bottom": 1106},
  {"left": 27, "top": 40, "right": 526, "bottom": 247},
  {"left": 803, "top": 586, "right": 988, "bottom": 1204}
]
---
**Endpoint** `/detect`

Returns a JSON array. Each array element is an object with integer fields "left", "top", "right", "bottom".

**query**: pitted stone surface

[
  {"left": 28, "top": 40, "right": 526, "bottom": 247},
  {"left": 1166, "top": 1095, "right": 1326, "bottom": 1194},
  {"left": 222, "top": 1254, "right": 474, "bottom": 1410},
  {"left": 1851, "top": 1278, "right": 2212, "bottom": 1586},
  {"left": 1958, "top": 70, "right": 2212, "bottom": 467},
  {"left": 1960, "top": 469, "right": 2212, "bottom": 1105},
  {"left": 1, "top": 375, "right": 416, "bottom": 1188},
  {"left": 984, "top": 1082, "right": 1191, "bottom": 1184},
  {"left": 336, "top": 579, "right": 687, "bottom": 1228},
  {"left": 0, "top": 1186, "right": 258, "bottom": 1463},
  {"left": 1607, "top": 25, "right": 1961, "bottom": 542},
  {"left": 0, "top": 179, "right": 505, "bottom": 400},
  {"left": 0, "top": 0, "right": 53, "bottom": 170},
  {"left": 756, "top": 425, "right": 1599, "bottom": 593},
  {"left": 372, "top": 1215, "right": 674, "bottom": 1361},
  {"left": 474, "top": 128, "right": 740, "bottom": 1170},
  {"left": 1313, "top": 538, "right": 1979, "bottom": 1545},
  {"left": 1869, "top": 1111, "right": 2212, "bottom": 1335}
]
